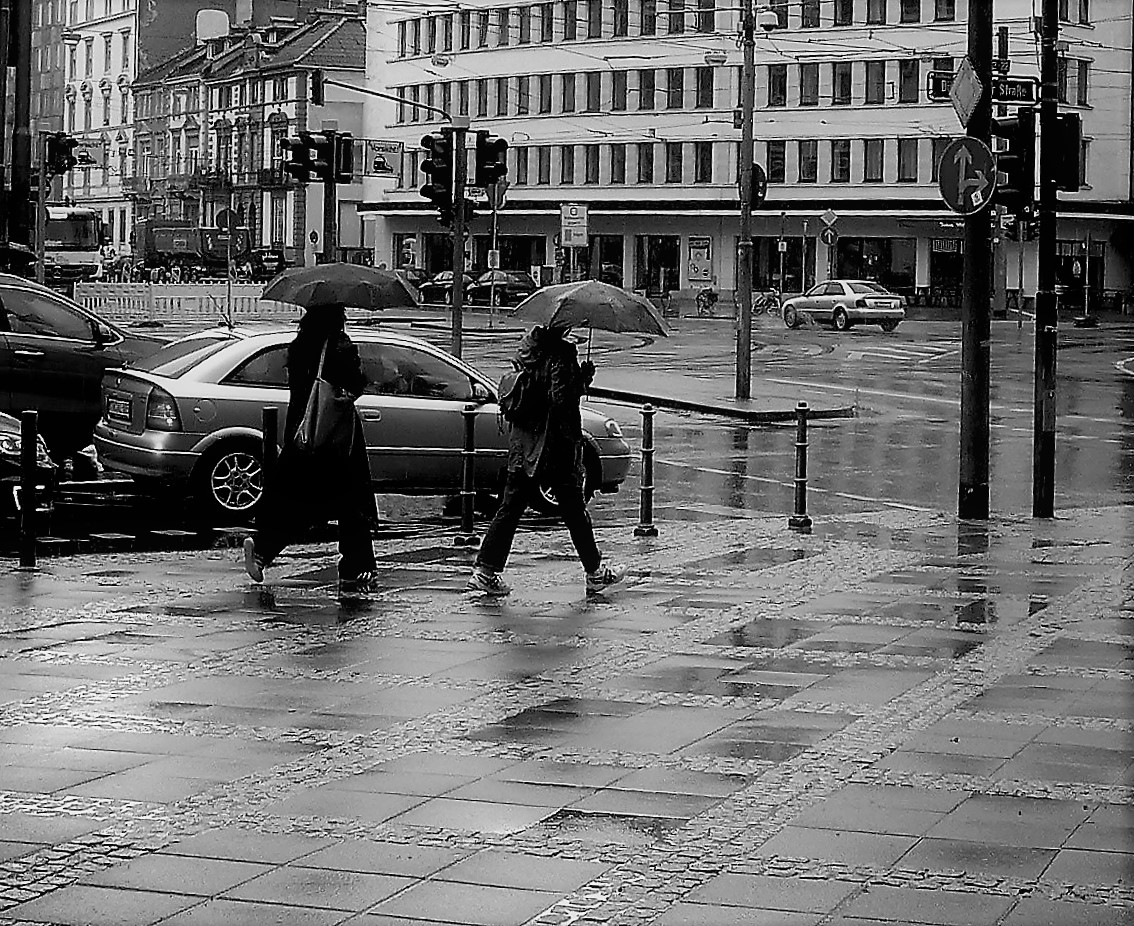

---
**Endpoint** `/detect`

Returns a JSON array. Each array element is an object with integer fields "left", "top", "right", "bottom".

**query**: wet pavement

[{"left": 1, "top": 499, "right": 1132, "bottom": 925}]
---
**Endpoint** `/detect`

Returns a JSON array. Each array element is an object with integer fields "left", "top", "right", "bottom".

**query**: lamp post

[{"left": 734, "top": 4, "right": 779, "bottom": 400}]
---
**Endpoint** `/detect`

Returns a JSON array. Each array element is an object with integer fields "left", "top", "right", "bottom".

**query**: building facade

[
  {"left": 362, "top": 0, "right": 1134, "bottom": 309},
  {"left": 31, "top": 0, "right": 68, "bottom": 136},
  {"left": 130, "top": 7, "right": 366, "bottom": 266}
]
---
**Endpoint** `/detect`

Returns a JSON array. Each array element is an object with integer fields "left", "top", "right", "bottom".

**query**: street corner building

[{"left": 360, "top": 0, "right": 1134, "bottom": 321}]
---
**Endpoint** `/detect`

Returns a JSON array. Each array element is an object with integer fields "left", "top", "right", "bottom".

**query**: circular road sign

[
  {"left": 938, "top": 137, "right": 997, "bottom": 216},
  {"left": 820, "top": 226, "right": 838, "bottom": 246}
]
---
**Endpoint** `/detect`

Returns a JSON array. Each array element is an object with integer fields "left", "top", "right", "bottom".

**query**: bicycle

[
  {"left": 695, "top": 286, "right": 719, "bottom": 317},
  {"left": 754, "top": 290, "right": 781, "bottom": 315}
]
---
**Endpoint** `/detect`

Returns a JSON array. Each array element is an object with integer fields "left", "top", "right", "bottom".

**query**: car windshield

[
  {"left": 847, "top": 282, "right": 891, "bottom": 295},
  {"left": 133, "top": 336, "right": 233, "bottom": 378},
  {"left": 44, "top": 216, "right": 100, "bottom": 250},
  {"left": 507, "top": 273, "right": 535, "bottom": 286}
]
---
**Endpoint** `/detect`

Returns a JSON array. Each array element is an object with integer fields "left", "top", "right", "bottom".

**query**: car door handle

[
  {"left": 359, "top": 410, "right": 382, "bottom": 421},
  {"left": 14, "top": 349, "right": 45, "bottom": 359}
]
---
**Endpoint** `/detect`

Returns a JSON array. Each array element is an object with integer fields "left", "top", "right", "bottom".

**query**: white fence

[{"left": 73, "top": 283, "right": 296, "bottom": 325}]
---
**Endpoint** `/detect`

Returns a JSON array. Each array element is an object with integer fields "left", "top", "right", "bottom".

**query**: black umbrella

[
  {"left": 262, "top": 263, "right": 418, "bottom": 312},
  {"left": 511, "top": 280, "right": 668, "bottom": 337}
]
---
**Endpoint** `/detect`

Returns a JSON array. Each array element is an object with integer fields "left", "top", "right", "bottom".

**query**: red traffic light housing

[
  {"left": 45, "top": 133, "right": 79, "bottom": 176},
  {"left": 280, "top": 135, "right": 313, "bottom": 183},
  {"left": 991, "top": 106, "right": 1035, "bottom": 216},
  {"left": 474, "top": 131, "right": 509, "bottom": 188},
  {"left": 750, "top": 162, "right": 767, "bottom": 208},
  {"left": 334, "top": 132, "right": 354, "bottom": 184},
  {"left": 301, "top": 131, "right": 335, "bottom": 182}
]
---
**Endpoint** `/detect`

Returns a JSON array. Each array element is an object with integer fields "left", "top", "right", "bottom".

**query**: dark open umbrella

[
  {"left": 511, "top": 280, "right": 668, "bottom": 337},
  {"left": 262, "top": 263, "right": 418, "bottom": 312}
]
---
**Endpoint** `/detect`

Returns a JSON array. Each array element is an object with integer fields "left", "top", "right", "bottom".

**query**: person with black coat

[
  {"left": 467, "top": 322, "right": 625, "bottom": 597},
  {"left": 243, "top": 305, "right": 378, "bottom": 594}
]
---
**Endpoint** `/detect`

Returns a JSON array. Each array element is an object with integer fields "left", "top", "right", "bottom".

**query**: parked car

[
  {"left": 417, "top": 271, "right": 474, "bottom": 305},
  {"left": 781, "top": 280, "right": 905, "bottom": 331},
  {"left": 467, "top": 270, "right": 538, "bottom": 308},
  {"left": 0, "top": 410, "right": 57, "bottom": 527},
  {"left": 93, "top": 326, "right": 632, "bottom": 522},
  {"left": 396, "top": 266, "right": 429, "bottom": 290},
  {"left": 0, "top": 274, "right": 166, "bottom": 455}
]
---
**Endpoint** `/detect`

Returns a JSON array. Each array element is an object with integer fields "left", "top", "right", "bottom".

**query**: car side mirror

[
  {"left": 472, "top": 381, "right": 492, "bottom": 404},
  {"left": 91, "top": 320, "right": 114, "bottom": 346}
]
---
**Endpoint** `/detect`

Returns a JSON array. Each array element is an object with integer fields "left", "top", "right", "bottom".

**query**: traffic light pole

[
  {"left": 450, "top": 122, "right": 468, "bottom": 359},
  {"left": 1033, "top": 0, "right": 1059, "bottom": 517},
  {"left": 0, "top": 0, "right": 11, "bottom": 243},
  {"left": 9, "top": 0, "right": 31, "bottom": 246},
  {"left": 321, "top": 129, "right": 339, "bottom": 264},
  {"left": 734, "top": 0, "right": 755, "bottom": 400},
  {"left": 34, "top": 132, "right": 47, "bottom": 284},
  {"left": 958, "top": 0, "right": 993, "bottom": 520}
]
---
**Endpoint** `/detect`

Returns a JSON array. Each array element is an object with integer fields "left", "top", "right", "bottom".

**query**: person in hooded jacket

[
  {"left": 468, "top": 322, "right": 626, "bottom": 597},
  {"left": 243, "top": 304, "right": 378, "bottom": 594}
]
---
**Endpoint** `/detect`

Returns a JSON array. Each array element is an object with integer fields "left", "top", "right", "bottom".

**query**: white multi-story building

[
  {"left": 362, "top": 0, "right": 1133, "bottom": 311},
  {"left": 61, "top": 0, "right": 137, "bottom": 251}
]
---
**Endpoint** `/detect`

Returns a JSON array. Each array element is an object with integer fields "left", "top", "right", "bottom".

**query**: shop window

[{"left": 864, "top": 138, "right": 884, "bottom": 182}]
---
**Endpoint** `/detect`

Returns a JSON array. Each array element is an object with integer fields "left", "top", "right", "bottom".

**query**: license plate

[{"left": 106, "top": 396, "right": 131, "bottom": 421}]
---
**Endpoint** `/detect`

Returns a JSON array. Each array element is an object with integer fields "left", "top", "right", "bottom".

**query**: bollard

[
  {"left": 261, "top": 406, "right": 278, "bottom": 483},
  {"left": 19, "top": 411, "right": 38, "bottom": 569},
  {"left": 634, "top": 404, "right": 659, "bottom": 538},
  {"left": 454, "top": 404, "right": 480, "bottom": 547},
  {"left": 788, "top": 401, "right": 813, "bottom": 534}
]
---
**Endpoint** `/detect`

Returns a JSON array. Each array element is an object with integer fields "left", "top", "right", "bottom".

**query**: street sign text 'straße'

[{"left": 928, "top": 71, "right": 1040, "bottom": 105}]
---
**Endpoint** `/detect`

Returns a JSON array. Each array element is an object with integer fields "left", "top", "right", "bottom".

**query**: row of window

[
  {"left": 65, "top": 29, "right": 132, "bottom": 81},
  {"left": 134, "top": 77, "right": 295, "bottom": 121},
  {"left": 399, "top": 136, "right": 1091, "bottom": 189},
  {"left": 394, "top": 0, "right": 966, "bottom": 59},
  {"left": 65, "top": 89, "right": 130, "bottom": 132},
  {"left": 66, "top": 0, "right": 135, "bottom": 27},
  {"left": 395, "top": 54, "right": 1092, "bottom": 124}
]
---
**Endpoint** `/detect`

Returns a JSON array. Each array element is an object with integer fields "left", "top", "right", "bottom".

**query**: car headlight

[
  {"left": 604, "top": 418, "right": 623, "bottom": 439},
  {"left": 0, "top": 435, "right": 18, "bottom": 457}
]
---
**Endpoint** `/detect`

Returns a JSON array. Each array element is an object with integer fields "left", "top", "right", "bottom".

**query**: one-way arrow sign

[{"left": 938, "top": 137, "right": 997, "bottom": 215}]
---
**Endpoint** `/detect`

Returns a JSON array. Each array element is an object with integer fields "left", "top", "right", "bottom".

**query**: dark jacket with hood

[{"left": 506, "top": 325, "right": 593, "bottom": 479}]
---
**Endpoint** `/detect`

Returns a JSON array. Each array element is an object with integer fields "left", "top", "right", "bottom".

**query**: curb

[{"left": 585, "top": 385, "right": 857, "bottom": 423}]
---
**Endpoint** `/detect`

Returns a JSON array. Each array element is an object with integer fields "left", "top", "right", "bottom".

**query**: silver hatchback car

[{"left": 93, "top": 326, "right": 632, "bottom": 521}]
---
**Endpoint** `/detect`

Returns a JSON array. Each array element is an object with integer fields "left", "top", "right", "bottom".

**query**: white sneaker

[
  {"left": 586, "top": 562, "right": 627, "bottom": 594},
  {"left": 466, "top": 568, "right": 511, "bottom": 597},
  {"left": 243, "top": 537, "right": 264, "bottom": 583}
]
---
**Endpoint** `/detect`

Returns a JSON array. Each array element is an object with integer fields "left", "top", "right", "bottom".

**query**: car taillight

[
  {"left": 146, "top": 388, "right": 181, "bottom": 431},
  {"left": 855, "top": 299, "right": 868, "bottom": 308}
]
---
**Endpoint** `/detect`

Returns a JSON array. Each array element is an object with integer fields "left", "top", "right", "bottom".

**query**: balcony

[{"left": 189, "top": 169, "right": 234, "bottom": 192}]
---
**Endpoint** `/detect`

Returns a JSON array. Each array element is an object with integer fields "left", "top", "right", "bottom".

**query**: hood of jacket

[{"left": 516, "top": 325, "right": 566, "bottom": 369}]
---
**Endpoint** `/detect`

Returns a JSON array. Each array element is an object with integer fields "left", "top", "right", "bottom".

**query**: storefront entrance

[
  {"left": 1056, "top": 239, "right": 1105, "bottom": 310},
  {"left": 634, "top": 235, "right": 680, "bottom": 297},
  {"left": 836, "top": 237, "right": 916, "bottom": 294},
  {"left": 928, "top": 238, "right": 963, "bottom": 306}
]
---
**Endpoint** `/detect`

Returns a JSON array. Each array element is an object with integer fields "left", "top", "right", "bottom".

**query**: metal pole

[
  {"left": 1033, "top": 0, "right": 1059, "bottom": 518},
  {"left": 1083, "top": 232, "right": 1091, "bottom": 319},
  {"left": 777, "top": 211, "right": 786, "bottom": 299},
  {"left": 788, "top": 401, "right": 812, "bottom": 534},
  {"left": 634, "top": 404, "right": 659, "bottom": 538},
  {"left": 0, "top": 0, "right": 12, "bottom": 242},
  {"left": 35, "top": 132, "right": 47, "bottom": 284},
  {"left": 958, "top": 0, "right": 993, "bottom": 520},
  {"left": 322, "top": 133, "right": 338, "bottom": 264},
  {"left": 225, "top": 184, "right": 234, "bottom": 324},
  {"left": 1017, "top": 222, "right": 1025, "bottom": 329},
  {"left": 450, "top": 123, "right": 468, "bottom": 359},
  {"left": 19, "top": 410, "right": 38, "bottom": 568},
  {"left": 261, "top": 406, "right": 278, "bottom": 483},
  {"left": 454, "top": 403, "right": 479, "bottom": 546},
  {"left": 10, "top": 0, "right": 31, "bottom": 246},
  {"left": 734, "top": 0, "right": 755, "bottom": 400},
  {"left": 488, "top": 188, "right": 499, "bottom": 327}
]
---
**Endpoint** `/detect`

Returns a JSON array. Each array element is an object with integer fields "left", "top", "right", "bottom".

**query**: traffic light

[
  {"left": 280, "top": 135, "right": 313, "bottom": 183},
  {"left": 1054, "top": 112, "right": 1081, "bottom": 193},
  {"left": 309, "top": 68, "right": 325, "bottom": 106},
  {"left": 420, "top": 130, "right": 454, "bottom": 223},
  {"left": 474, "top": 131, "right": 508, "bottom": 188},
  {"left": 45, "top": 133, "right": 79, "bottom": 176},
  {"left": 991, "top": 107, "right": 1035, "bottom": 216},
  {"left": 334, "top": 132, "right": 354, "bottom": 184},
  {"left": 751, "top": 162, "right": 767, "bottom": 208},
  {"left": 303, "top": 131, "right": 335, "bottom": 182}
]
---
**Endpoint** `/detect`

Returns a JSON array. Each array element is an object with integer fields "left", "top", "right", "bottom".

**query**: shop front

[
  {"left": 633, "top": 235, "right": 680, "bottom": 297},
  {"left": 836, "top": 236, "right": 916, "bottom": 295},
  {"left": 1055, "top": 238, "right": 1105, "bottom": 311},
  {"left": 928, "top": 237, "right": 963, "bottom": 306}
]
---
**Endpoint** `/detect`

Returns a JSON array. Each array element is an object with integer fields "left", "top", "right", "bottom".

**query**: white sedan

[{"left": 782, "top": 280, "right": 906, "bottom": 332}]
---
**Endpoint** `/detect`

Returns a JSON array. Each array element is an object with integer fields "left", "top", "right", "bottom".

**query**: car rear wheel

[
  {"left": 783, "top": 305, "right": 800, "bottom": 329},
  {"left": 196, "top": 441, "right": 263, "bottom": 523},
  {"left": 833, "top": 307, "right": 851, "bottom": 331},
  {"left": 880, "top": 319, "right": 900, "bottom": 332},
  {"left": 529, "top": 446, "right": 600, "bottom": 517}
]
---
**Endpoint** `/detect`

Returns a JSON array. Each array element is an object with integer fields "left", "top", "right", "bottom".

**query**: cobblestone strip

[
  {"left": 849, "top": 765, "right": 1134, "bottom": 805},
  {"left": 965, "top": 709, "right": 1134, "bottom": 733},
  {"left": 527, "top": 539, "right": 1128, "bottom": 924}
]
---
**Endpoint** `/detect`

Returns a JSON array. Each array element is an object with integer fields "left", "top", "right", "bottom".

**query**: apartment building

[
  {"left": 129, "top": 8, "right": 365, "bottom": 266},
  {"left": 362, "top": 0, "right": 1133, "bottom": 308}
]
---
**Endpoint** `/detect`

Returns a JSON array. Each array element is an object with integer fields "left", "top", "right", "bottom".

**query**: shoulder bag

[{"left": 293, "top": 339, "right": 356, "bottom": 457}]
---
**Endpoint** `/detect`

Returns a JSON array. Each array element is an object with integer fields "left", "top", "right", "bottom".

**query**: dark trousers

[
  {"left": 476, "top": 468, "right": 601, "bottom": 574},
  {"left": 254, "top": 444, "right": 377, "bottom": 580}
]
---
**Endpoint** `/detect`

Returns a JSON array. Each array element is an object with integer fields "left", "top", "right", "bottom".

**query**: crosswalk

[{"left": 843, "top": 340, "right": 961, "bottom": 365}]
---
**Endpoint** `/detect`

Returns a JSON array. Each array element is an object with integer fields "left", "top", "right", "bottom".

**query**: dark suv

[{"left": 0, "top": 275, "right": 165, "bottom": 455}]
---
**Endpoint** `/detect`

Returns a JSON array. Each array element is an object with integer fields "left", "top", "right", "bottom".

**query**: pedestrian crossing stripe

[{"left": 845, "top": 344, "right": 958, "bottom": 363}]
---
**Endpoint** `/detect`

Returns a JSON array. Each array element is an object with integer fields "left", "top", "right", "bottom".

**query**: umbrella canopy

[
  {"left": 262, "top": 263, "right": 418, "bottom": 312},
  {"left": 511, "top": 280, "right": 668, "bottom": 336}
]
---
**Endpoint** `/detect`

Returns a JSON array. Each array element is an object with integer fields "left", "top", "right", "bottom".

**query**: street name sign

[
  {"left": 928, "top": 71, "right": 1039, "bottom": 105},
  {"left": 948, "top": 57, "right": 983, "bottom": 128},
  {"left": 560, "top": 203, "right": 588, "bottom": 247},
  {"left": 938, "top": 137, "right": 997, "bottom": 215}
]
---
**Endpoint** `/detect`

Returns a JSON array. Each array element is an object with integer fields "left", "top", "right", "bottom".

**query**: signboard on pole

[
  {"left": 938, "top": 137, "right": 997, "bottom": 215},
  {"left": 75, "top": 138, "right": 105, "bottom": 168},
  {"left": 928, "top": 71, "right": 1039, "bottom": 105},
  {"left": 560, "top": 203, "right": 588, "bottom": 247},
  {"left": 362, "top": 139, "right": 403, "bottom": 176},
  {"left": 948, "top": 57, "right": 984, "bottom": 128}
]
